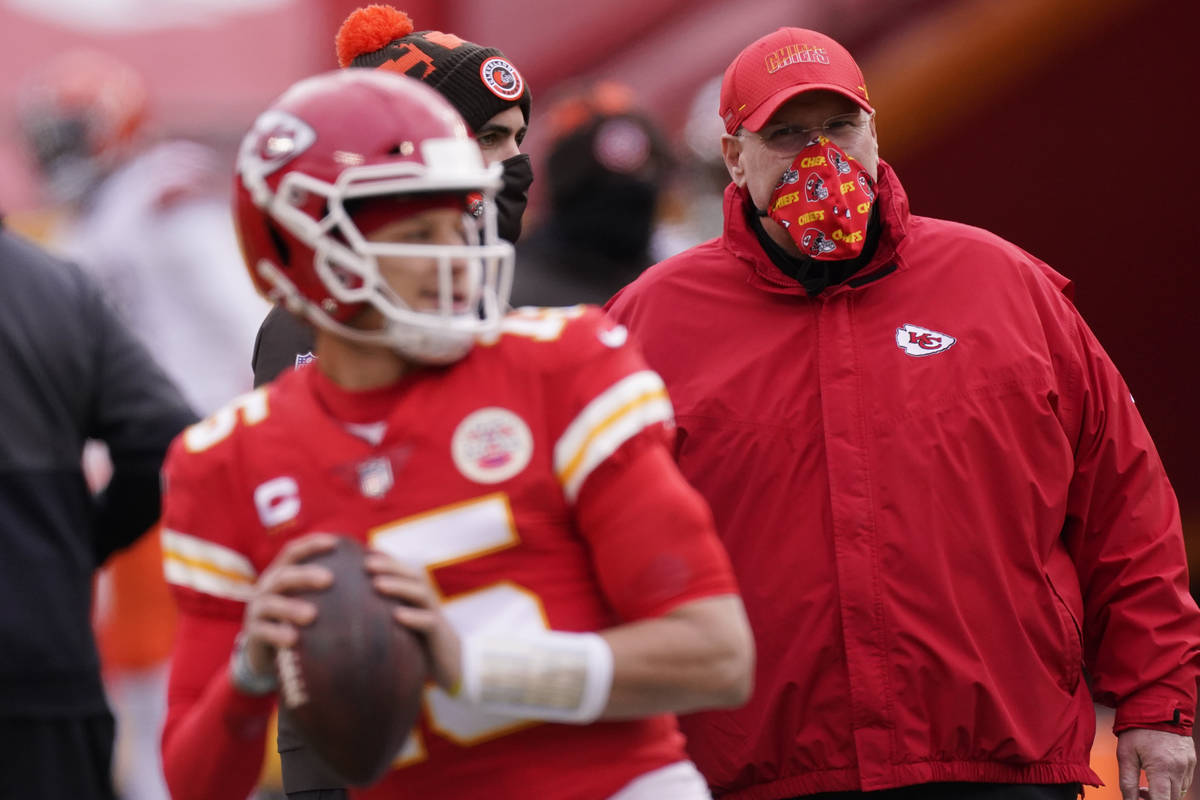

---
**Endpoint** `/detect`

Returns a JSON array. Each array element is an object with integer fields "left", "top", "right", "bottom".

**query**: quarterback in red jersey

[{"left": 159, "top": 69, "right": 753, "bottom": 800}]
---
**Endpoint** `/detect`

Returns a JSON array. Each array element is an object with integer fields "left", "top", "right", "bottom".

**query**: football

[{"left": 276, "top": 536, "right": 428, "bottom": 786}]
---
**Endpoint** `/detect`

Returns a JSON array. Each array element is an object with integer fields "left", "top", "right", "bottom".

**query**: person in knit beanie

[
  {"left": 251, "top": 4, "right": 534, "bottom": 388},
  {"left": 334, "top": 5, "right": 533, "bottom": 241}
]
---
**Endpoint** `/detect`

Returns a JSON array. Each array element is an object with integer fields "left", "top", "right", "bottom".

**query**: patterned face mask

[{"left": 765, "top": 136, "right": 876, "bottom": 260}]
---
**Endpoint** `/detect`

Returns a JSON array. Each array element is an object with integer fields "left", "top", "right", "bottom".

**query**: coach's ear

[{"left": 722, "top": 132, "right": 748, "bottom": 187}]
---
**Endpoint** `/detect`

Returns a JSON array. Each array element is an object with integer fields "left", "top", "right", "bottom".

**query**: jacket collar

[{"left": 722, "top": 159, "right": 911, "bottom": 296}]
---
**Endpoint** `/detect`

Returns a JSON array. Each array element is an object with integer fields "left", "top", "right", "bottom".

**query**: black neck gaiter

[
  {"left": 495, "top": 153, "right": 533, "bottom": 243},
  {"left": 748, "top": 200, "right": 882, "bottom": 296}
]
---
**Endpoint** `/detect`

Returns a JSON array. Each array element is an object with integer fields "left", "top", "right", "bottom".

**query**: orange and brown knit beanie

[{"left": 335, "top": 5, "right": 531, "bottom": 133}]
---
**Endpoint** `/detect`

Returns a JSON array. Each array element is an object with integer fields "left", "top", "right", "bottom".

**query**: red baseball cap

[{"left": 720, "top": 27, "right": 873, "bottom": 134}]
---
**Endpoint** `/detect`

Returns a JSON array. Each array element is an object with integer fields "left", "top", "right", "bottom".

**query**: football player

[{"left": 160, "top": 69, "right": 753, "bottom": 800}]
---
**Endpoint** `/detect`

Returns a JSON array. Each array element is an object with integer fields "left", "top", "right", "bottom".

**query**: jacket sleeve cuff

[{"left": 1113, "top": 686, "right": 1195, "bottom": 736}]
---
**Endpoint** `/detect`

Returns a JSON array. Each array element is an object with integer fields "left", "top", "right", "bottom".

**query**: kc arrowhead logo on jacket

[{"left": 895, "top": 323, "right": 956, "bottom": 357}]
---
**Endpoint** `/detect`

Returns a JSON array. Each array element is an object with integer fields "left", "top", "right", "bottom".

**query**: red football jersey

[{"left": 162, "top": 306, "right": 738, "bottom": 799}]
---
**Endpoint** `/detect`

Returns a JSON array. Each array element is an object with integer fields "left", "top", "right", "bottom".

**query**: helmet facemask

[{"left": 250, "top": 136, "right": 514, "bottom": 365}]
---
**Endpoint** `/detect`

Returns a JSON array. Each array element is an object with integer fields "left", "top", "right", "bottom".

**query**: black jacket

[
  {"left": 251, "top": 303, "right": 314, "bottom": 388},
  {"left": 0, "top": 223, "right": 196, "bottom": 716}
]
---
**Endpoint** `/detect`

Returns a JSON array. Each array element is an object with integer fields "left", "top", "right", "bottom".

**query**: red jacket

[{"left": 606, "top": 163, "right": 1200, "bottom": 799}]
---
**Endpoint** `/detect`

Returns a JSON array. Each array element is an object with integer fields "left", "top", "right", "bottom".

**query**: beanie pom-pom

[{"left": 335, "top": 5, "right": 415, "bottom": 68}]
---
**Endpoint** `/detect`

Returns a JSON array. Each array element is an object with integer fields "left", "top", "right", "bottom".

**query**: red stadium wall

[{"left": 882, "top": 0, "right": 1200, "bottom": 561}]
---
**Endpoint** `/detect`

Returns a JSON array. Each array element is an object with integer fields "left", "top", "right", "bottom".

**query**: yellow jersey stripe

[
  {"left": 554, "top": 370, "right": 674, "bottom": 503},
  {"left": 162, "top": 528, "right": 256, "bottom": 602}
]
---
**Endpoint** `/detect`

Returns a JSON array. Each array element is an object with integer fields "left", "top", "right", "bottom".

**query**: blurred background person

[
  {"left": 15, "top": 47, "right": 269, "bottom": 800},
  {"left": 17, "top": 48, "right": 269, "bottom": 415},
  {"left": 0, "top": 221, "right": 195, "bottom": 800},
  {"left": 510, "top": 81, "right": 673, "bottom": 308},
  {"left": 652, "top": 73, "right": 734, "bottom": 255}
]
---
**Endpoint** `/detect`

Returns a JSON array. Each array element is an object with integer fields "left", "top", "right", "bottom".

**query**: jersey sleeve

[
  {"left": 523, "top": 306, "right": 676, "bottom": 502},
  {"left": 533, "top": 306, "right": 740, "bottom": 621},
  {"left": 161, "top": 427, "right": 261, "bottom": 619},
  {"left": 159, "top": 427, "right": 275, "bottom": 800}
]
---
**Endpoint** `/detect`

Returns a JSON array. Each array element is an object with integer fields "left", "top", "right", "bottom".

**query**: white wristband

[
  {"left": 459, "top": 630, "right": 613, "bottom": 723},
  {"left": 229, "top": 634, "right": 278, "bottom": 696}
]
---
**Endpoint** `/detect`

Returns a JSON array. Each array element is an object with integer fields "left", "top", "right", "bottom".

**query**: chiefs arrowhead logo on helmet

[
  {"left": 827, "top": 148, "right": 852, "bottom": 175},
  {"left": 805, "top": 172, "right": 829, "bottom": 202},
  {"left": 238, "top": 110, "right": 317, "bottom": 206},
  {"left": 856, "top": 170, "right": 876, "bottom": 201},
  {"left": 776, "top": 167, "right": 800, "bottom": 189},
  {"left": 800, "top": 227, "right": 836, "bottom": 256}
]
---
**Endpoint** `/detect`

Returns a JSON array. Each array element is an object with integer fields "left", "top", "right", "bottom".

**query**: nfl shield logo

[
  {"left": 295, "top": 351, "right": 317, "bottom": 367},
  {"left": 357, "top": 457, "right": 393, "bottom": 499}
]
